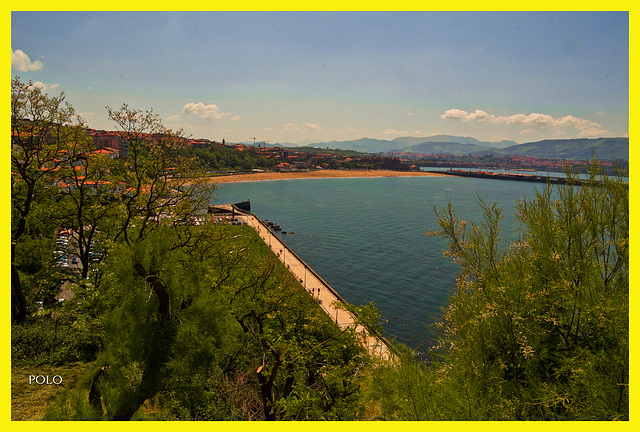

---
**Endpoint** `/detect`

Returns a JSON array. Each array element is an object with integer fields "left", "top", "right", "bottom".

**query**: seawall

[{"left": 226, "top": 206, "right": 393, "bottom": 361}]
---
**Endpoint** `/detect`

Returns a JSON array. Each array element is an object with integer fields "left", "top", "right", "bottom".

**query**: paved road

[{"left": 237, "top": 212, "right": 392, "bottom": 360}]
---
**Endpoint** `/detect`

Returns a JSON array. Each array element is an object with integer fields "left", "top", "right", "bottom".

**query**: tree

[
  {"left": 11, "top": 77, "right": 85, "bottom": 322},
  {"left": 17, "top": 96, "right": 372, "bottom": 421},
  {"left": 368, "top": 163, "right": 628, "bottom": 420},
  {"left": 86, "top": 227, "right": 233, "bottom": 420},
  {"left": 170, "top": 229, "right": 370, "bottom": 420},
  {"left": 61, "top": 105, "right": 219, "bottom": 419},
  {"left": 105, "top": 104, "right": 214, "bottom": 246},
  {"left": 428, "top": 163, "right": 629, "bottom": 420},
  {"left": 44, "top": 221, "right": 371, "bottom": 421},
  {"left": 54, "top": 127, "right": 119, "bottom": 280}
]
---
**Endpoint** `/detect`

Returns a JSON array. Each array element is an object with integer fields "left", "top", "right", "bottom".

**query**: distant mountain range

[
  {"left": 393, "top": 135, "right": 519, "bottom": 149},
  {"left": 490, "top": 138, "right": 629, "bottom": 162},
  {"left": 296, "top": 135, "right": 515, "bottom": 154},
  {"left": 289, "top": 135, "right": 628, "bottom": 162}
]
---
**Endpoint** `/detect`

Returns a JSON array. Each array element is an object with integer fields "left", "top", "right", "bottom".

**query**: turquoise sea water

[{"left": 212, "top": 175, "right": 544, "bottom": 352}]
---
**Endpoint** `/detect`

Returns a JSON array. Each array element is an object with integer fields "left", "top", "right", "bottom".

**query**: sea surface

[{"left": 212, "top": 175, "right": 545, "bottom": 352}]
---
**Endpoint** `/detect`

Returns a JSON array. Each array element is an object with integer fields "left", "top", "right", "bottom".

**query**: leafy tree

[
  {"left": 221, "top": 241, "right": 369, "bottom": 420},
  {"left": 13, "top": 91, "right": 374, "bottom": 421},
  {"left": 87, "top": 226, "right": 238, "bottom": 419},
  {"left": 51, "top": 105, "right": 219, "bottom": 419},
  {"left": 368, "top": 163, "right": 628, "bottom": 420},
  {"left": 154, "top": 227, "right": 370, "bottom": 421},
  {"left": 11, "top": 76, "right": 86, "bottom": 322},
  {"left": 54, "top": 129, "right": 118, "bottom": 280},
  {"left": 105, "top": 104, "right": 214, "bottom": 245},
  {"left": 432, "top": 164, "right": 628, "bottom": 420},
  {"left": 44, "top": 222, "right": 371, "bottom": 420}
]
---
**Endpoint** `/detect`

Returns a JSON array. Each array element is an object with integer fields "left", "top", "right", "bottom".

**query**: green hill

[
  {"left": 303, "top": 135, "right": 518, "bottom": 154},
  {"left": 494, "top": 137, "right": 629, "bottom": 161},
  {"left": 392, "top": 135, "right": 517, "bottom": 149},
  {"left": 390, "top": 141, "right": 494, "bottom": 155},
  {"left": 309, "top": 137, "right": 396, "bottom": 153},
  {"left": 297, "top": 136, "right": 628, "bottom": 162}
]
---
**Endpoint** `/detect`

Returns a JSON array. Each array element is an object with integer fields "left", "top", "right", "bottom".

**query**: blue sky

[{"left": 11, "top": 11, "right": 629, "bottom": 144}]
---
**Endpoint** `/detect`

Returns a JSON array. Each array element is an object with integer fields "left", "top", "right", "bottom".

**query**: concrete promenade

[{"left": 234, "top": 210, "right": 392, "bottom": 361}]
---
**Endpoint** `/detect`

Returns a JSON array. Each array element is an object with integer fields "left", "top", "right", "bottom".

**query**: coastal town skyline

[{"left": 11, "top": 11, "right": 629, "bottom": 144}]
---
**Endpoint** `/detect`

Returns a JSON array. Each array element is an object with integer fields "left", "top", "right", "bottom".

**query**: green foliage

[
  {"left": 174, "top": 226, "right": 372, "bottom": 421},
  {"left": 365, "top": 163, "right": 628, "bottom": 421},
  {"left": 41, "top": 223, "right": 372, "bottom": 420},
  {"left": 11, "top": 316, "right": 102, "bottom": 367},
  {"left": 366, "top": 345, "right": 467, "bottom": 420},
  {"left": 414, "top": 162, "right": 628, "bottom": 420},
  {"left": 342, "top": 301, "right": 387, "bottom": 338},
  {"left": 10, "top": 78, "right": 376, "bottom": 420},
  {"left": 14, "top": 235, "right": 53, "bottom": 276},
  {"left": 13, "top": 235, "right": 66, "bottom": 307},
  {"left": 11, "top": 77, "right": 86, "bottom": 323},
  {"left": 43, "top": 391, "right": 104, "bottom": 421},
  {"left": 185, "top": 145, "right": 276, "bottom": 172}
]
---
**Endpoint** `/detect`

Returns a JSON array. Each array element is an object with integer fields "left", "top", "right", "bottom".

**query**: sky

[{"left": 11, "top": 11, "right": 629, "bottom": 145}]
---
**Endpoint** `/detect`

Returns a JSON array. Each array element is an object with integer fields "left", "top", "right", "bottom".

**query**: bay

[{"left": 212, "top": 175, "right": 543, "bottom": 352}]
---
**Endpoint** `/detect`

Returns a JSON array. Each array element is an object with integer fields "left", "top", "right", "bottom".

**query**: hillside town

[
  {"left": 84, "top": 128, "right": 624, "bottom": 176},
  {"left": 383, "top": 150, "right": 625, "bottom": 174}
]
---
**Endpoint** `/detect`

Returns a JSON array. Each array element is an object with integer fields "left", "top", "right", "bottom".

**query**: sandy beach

[{"left": 208, "top": 169, "right": 444, "bottom": 183}]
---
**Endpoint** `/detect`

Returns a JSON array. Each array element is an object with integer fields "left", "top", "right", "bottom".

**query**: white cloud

[
  {"left": 282, "top": 122, "right": 324, "bottom": 133},
  {"left": 303, "top": 123, "right": 323, "bottom": 131},
  {"left": 381, "top": 128, "right": 406, "bottom": 135},
  {"left": 230, "top": 115, "right": 242, "bottom": 121},
  {"left": 12, "top": 49, "right": 43, "bottom": 72},
  {"left": 30, "top": 81, "right": 59, "bottom": 92},
  {"left": 344, "top": 127, "right": 359, "bottom": 134},
  {"left": 182, "top": 102, "right": 231, "bottom": 121},
  {"left": 441, "top": 109, "right": 495, "bottom": 122},
  {"left": 282, "top": 122, "right": 299, "bottom": 132},
  {"left": 441, "top": 108, "right": 608, "bottom": 136}
]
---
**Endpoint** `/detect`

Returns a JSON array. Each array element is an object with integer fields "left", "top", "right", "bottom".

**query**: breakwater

[
  {"left": 213, "top": 203, "right": 393, "bottom": 360},
  {"left": 431, "top": 169, "right": 588, "bottom": 185},
  {"left": 210, "top": 176, "right": 546, "bottom": 350}
]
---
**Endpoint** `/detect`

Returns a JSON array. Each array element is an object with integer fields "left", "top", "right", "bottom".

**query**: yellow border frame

[{"left": 5, "top": 5, "right": 634, "bottom": 432}]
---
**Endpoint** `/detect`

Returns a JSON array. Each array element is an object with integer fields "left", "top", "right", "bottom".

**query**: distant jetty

[{"left": 431, "top": 169, "right": 621, "bottom": 186}]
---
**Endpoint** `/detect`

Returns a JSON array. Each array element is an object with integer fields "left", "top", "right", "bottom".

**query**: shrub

[{"left": 12, "top": 316, "right": 102, "bottom": 366}]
